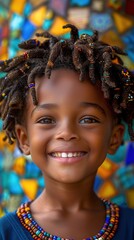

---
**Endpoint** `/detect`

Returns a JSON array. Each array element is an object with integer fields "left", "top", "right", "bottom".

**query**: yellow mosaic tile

[
  {"left": 10, "top": 0, "right": 26, "bottom": 14},
  {"left": 49, "top": 16, "right": 69, "bottom": 36},
  {"left": 12, "top": 156, "right": 26, "bottom": 175},
  {"left": 20, "top": 179, "right": 38, "bottom": 200},
  {"left": 112, "top": 12, "right": 134, "bottom": 33},
  {"left": 98, "top": 181, "right": 117, "bottom": 199},
  {"left": 29, "top": 6, "right": 47, "bottom": 27},
  {"left": 100, "top": 30, "right": 124, "bottom": 49},
  {"left": 97, "top": 158, "right": 118, "bottom": 179},
  {"left": 126, "top": 189, "right": 134, "bottom": 208}
]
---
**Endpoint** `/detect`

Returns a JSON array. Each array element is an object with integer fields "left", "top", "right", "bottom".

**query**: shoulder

[
  {"left": 0, "top": 212, "right": 16, "bottom": 229},
  {"left": 0, "top": 211, "right": 31, "bottom": 240},
  {"left": 119, "top": 205, "right": 134, "bottom": 220},
  {"left": 119, "top": 206, "right": 134, "bottom": 229},
  {"left": 114, "top": 206, "right": 134, "bottom": 239},
  {"left": 0, "top": 212, "right": 16, "bottom": 239}
]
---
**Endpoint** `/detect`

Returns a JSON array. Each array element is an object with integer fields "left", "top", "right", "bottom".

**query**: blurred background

[{"left": 0, "top": 0, "right": 134, "bottom": 217}]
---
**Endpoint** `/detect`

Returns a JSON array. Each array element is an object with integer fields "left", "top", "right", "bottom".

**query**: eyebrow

[
  {"left": 31, "top": 103, "right": 58, "bottom": 116},
  {"left": 31, "top": 102, "right": 106, "bottom": 116},
  {"left": 79, "top": 102, "right": 106, "bottom": 116}
]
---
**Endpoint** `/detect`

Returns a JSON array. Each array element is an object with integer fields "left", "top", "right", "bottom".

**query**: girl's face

[{"left": 16, "top": 69, "right": 124, "bottom": 184}]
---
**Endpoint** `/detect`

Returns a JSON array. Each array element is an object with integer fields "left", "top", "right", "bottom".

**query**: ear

[
  {"left": 108, "top": 124, "right": 125, "bottom": 155},
  {"left": 15, "top": 124, "right": 30, "bottom": 155}
]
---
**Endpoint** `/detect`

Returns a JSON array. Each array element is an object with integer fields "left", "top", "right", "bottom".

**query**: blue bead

[
  {"left": 22, "top": 213, "right": 26, "bottom": 216},
  {"left": 100, "top": 229, "right": 105, "bottom": 234}
]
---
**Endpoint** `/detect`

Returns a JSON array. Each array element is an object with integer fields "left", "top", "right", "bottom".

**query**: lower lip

[{"left": 49, "top": 153, "right": 87, "bottom": 164}]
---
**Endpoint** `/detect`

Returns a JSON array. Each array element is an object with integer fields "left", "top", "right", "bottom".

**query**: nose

[{"left": 55, "top": 121, "right": 79, "bottom": 141}]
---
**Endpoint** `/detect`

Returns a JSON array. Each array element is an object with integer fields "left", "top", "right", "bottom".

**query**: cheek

[
  {"left": 85, "top": 125, "right": 111, "bottom": 141},
  {"left": 28, "top": 124, "right": 49, "bottom": 142},
  {"left": 27, "top": 127, "right": 47, "bottom": 157},
  {"left": 84, "top": 126, "right": 112, "bottom": 155}
]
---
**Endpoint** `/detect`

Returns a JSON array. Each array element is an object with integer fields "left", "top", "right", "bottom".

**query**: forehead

[
  {"left": 35, "top": 69, "right": 106, "bottom": 105},
  {"left": 25, "top": 68, "right": 115, "bottom": 122}
]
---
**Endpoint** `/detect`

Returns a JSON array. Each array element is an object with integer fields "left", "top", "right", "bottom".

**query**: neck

[{"left": 36, "top": 174, "right": 102, "bottom": 212}]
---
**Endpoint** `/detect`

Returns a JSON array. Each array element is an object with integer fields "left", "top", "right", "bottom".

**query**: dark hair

[{"left": 0, "top": 24, "right": 134, "bottom": 144}]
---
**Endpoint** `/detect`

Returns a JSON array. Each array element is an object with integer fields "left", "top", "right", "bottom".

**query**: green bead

[{"left": 36, "top": 230, "right": 40, "bottom": 235}]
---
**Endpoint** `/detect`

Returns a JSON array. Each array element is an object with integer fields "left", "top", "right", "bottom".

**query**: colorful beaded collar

[{"left": 16, "top": 199, "right": 119, "bottom": 240}]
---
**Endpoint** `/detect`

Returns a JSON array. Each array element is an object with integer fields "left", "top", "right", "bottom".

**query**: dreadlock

[{"left": 0, "top": 23, "right": 134, "bottom": 144}]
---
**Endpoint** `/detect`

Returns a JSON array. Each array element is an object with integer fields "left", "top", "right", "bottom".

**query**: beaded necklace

[{"left": 16, "top": 199, "right": 119, "bottom": 240}]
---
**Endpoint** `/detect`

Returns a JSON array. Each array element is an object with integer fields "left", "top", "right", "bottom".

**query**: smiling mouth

[
  {"left": 49, "top": 152, "right": 87, "bottom": 163},
  {"left": 49, "top": 152, "right": 86, "bottom": 158}
]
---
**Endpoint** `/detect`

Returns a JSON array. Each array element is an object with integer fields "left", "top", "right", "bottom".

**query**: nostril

[
  {"left": 56, "top": 133, "right": 79, "bottom": 141},
  {"left": 54, "top": 126, "right": 79, "bottom": 141}
]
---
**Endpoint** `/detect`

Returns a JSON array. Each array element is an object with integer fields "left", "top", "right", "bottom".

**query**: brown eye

[
  {"left": 37, "top": 117, "right": 55, "bottom": 124},
  {"left": 80, "top": 117, "right": 99, "bottom": 124}
]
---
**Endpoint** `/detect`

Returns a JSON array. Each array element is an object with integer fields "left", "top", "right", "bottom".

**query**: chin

[{"left": 53, "top": 173, "right": 89, "bottom": 184}]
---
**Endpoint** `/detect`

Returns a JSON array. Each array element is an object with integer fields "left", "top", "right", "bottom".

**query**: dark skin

[{"left": 15, "top": 69, "right": 124, "bottom": 240}]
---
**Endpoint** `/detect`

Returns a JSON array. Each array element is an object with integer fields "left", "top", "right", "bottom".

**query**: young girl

[{"left": 0, "top": 24, "right": 134, "bottom": 240}]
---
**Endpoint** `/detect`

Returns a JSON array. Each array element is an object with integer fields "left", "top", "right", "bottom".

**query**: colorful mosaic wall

[{"left": 0, "top": 0, "right": 134, "bottom": 217}]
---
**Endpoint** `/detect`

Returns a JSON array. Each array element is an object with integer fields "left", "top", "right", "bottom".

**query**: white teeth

[
  {"left": 51, "top": 152, "right": 84, "bottom": 158},
  {"left": 68, "top": 153, "right": 73, "bottom": 157},
  {"left": 61, "top": 152, "right": 68, "bottom": 158}
]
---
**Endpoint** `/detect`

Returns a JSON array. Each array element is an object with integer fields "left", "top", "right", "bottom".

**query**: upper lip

[{"left": 48, "top": 146, "right": 87, "bottom": 154}]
